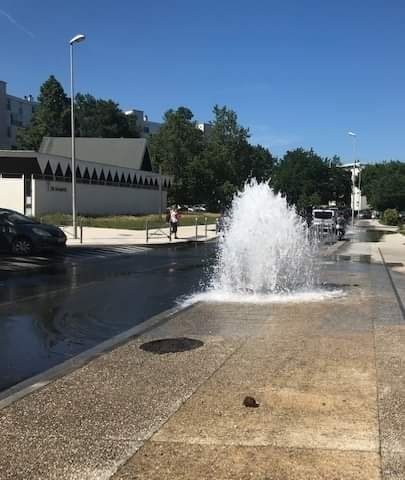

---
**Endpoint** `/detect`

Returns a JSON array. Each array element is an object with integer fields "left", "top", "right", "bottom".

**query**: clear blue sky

[{"left": 1, "top": 0, "right": 405, "bottom": 162}]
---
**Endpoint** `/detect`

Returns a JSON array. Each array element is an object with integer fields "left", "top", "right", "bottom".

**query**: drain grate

[{"left": 139, "top": 337, "right": 204, "bottom": 354}]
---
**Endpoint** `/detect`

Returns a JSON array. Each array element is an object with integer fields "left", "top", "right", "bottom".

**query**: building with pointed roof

[{"left": 0, "top": 137, "right": 171, "bottom": 217}]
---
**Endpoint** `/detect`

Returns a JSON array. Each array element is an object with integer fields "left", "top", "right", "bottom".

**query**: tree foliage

[
  {"left": 150, "top": 105, "right": 275, "bottom": 208},
  {"left": 361, "top": 162, "right": 405, "bottom": 211},
  {"left": 17, "top": 76, "right": 139, "bottom": 150},
  {"left": 382, "top": 208, "right": 399, "bottom": 226},
  {"left": 75, "top": 94, "right": 139, "bottom": 138},
  {"left": 272, "top": 148, "right": 351, "bottom": 209},
  {"left": 203, "top": 105, "right": 273, "bottom": 208},
  {"left": 148, "top": 107, "right": 205, "bottom": 204},
  {"left": 17, "top": 75, "right": 70, "bottom": 149}
]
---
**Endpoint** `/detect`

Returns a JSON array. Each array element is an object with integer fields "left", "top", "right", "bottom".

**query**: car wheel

[{"left": 11, "top": 237, "right": 33, "bottom": 256}]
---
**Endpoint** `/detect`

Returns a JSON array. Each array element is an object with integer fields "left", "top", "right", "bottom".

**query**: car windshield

[
  {"left": 5, "top": 212, "right": 37, "bottom": 224},
  {"left": 314, "top": 211, "right": 333, "bottom": 219}
]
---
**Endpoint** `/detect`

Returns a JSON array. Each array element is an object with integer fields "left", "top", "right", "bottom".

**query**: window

[
  {"left": 314, "top": 211, "right": 333, "bottom": 220},
  {"left": 6, "top": 99, "right": 10, "bottom": 110},
  {"left": 6, "top": 212, "right": 37, "bottom": 225},
  {"left": 7, "top": 127, "right": 11, "bottom": 138}
]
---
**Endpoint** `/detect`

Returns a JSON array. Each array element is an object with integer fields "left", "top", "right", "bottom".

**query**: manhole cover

[
  {"left": 321, "top": 282, "right": 359, "bottom": 289},
  {"left": 139, "top": 337, "right": 204, "bottom": 354}
]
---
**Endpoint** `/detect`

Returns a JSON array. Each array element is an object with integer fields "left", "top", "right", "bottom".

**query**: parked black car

[{"left": 0, "top": 209, "right": 66, "bottom": 255}]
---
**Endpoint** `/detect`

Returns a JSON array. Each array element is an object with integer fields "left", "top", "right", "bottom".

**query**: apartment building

[{"left": 0, "top": 80, "right": 37, "bottom": 150}]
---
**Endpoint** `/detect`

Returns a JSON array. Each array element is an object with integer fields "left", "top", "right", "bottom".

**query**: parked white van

[{"left": 312, "top": 208, "right": 337, "bottom": 232}]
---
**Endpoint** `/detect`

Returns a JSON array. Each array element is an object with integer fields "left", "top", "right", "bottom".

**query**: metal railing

[
  {"left": 194, "top": 217, "right": 209, "bottom": 240},
  {"left": 145, "top": 220, "right": 171, "bottom": 243},
  {"left": 145, "top": 216, "right": 211, "bottom": 244}
]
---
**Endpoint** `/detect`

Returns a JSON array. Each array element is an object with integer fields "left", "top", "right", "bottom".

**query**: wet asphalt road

[
  {"left": 0, "top": 243, "right": 217, "bottom": 392},
  {"left": 1, "top": 224, "right": 402, "bottom": 395}
]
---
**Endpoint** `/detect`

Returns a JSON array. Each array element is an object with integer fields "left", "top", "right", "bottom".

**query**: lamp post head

[
  {"left": 70, "top": 34, "right": 86, "bottom": 45},
  {"left": 347, "top": 131, "right": 357, "bottom": 137}
]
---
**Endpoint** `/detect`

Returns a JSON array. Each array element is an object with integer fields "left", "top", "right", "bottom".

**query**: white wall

[
  {"left": 351, "top": 187, "right": 369, "bottom": 211},
  {"left": 0, "top": 177, "right": 25, "bottom": 213},
  {"left": 32, "top": 179, "right": 167, "bottom": 216}
]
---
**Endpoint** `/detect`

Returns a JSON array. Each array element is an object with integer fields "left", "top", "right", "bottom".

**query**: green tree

[
  {"left": 203, "top": 105, "right": 274, "bottom": 208},
  {"left": 17, "top": 75, "right": 70, "bottom": 149},
  {"left": 328, "top": 164, "right": 352, "bottom": 206},
  {"left": 382, "top": 208, "right": 399, "bottom": 226},
  {"left": 272, "top": 148, "right": 350, "bottom": 208},
  {"left": 272, "top": 148, "right": 328, "bottom": 206},
  {"left": 361, "top": 162, "right": 405, "bottom": 211},
  {"left": 75, "top": 94, "right": 139, "bottom": 138},
  {"left": 247, "top": 144, "right": 275, "bottom": 182},
  {"left": 149, "top": 107, "right": 205, "bottom": 204},
  {"left": 149, "top": 104, "right": 274, "bottom": 209}
]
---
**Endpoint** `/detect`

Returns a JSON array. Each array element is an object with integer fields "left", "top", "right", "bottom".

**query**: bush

[{"left": 382, "top": 208, "right": 399, "bottom": 226}]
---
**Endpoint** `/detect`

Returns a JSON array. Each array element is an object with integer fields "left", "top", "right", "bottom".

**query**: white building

[
  {"left": 197, "top": 122, "right": 213, "bottom": 136},
  {"left": 0, "top": 80, "right": 37, "bottom": 149},
  {"left": 0, "top": 137, "right": 171, "bottom": 217}
]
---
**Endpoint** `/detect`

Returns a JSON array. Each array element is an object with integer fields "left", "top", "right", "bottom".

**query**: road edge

[{"left": 0, "top": 302, "right": 197, "bottom": 410}]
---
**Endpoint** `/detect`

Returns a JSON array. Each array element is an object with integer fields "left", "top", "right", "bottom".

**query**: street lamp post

[
  {"left": 348, "top": 131, "right": 357, "bottom": 227},
  {"left": 69, "top": 33, "right": 86, "bottom": 239}
]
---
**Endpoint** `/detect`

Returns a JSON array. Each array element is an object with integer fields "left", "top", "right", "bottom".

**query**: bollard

[
  {"left": 195, "top": 217, "right": 198, "bottom": 241},
  {"left": 204, "top": 217, "right": 208, "bottom": 238},
  {"left": 80, "top": 224, "right": 83, "bottom": 244},
  {"left": 146, "top": 220, "right": 149, "bottom": 243}
]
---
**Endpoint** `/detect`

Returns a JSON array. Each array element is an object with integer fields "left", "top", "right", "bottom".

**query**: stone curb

[{"left": 0, "top": 302, "right": 196, "bottom": 410}]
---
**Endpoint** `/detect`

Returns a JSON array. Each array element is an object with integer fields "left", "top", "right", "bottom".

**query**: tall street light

[
  {"left": 70, "top": 33, "right": 86, "bottom": 239},
  {"left": 348, "top": 131, "right": 357, "bottom": 227}
]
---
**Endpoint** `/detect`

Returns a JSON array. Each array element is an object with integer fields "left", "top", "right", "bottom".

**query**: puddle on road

[
  {"left": 355, "top": 229, "right": 395, "bottom": 243},
  {"left": 337, "top": 254, "right": 372, "bottom": 263}
]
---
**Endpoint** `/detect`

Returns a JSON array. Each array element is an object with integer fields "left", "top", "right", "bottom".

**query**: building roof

[{"left": 39, "top": 137, "right": 152, "bottom": 171}]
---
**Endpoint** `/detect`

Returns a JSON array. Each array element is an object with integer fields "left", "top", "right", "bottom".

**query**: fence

[{"left": 145, "top": 216, "right": 210, "bottom": 243}]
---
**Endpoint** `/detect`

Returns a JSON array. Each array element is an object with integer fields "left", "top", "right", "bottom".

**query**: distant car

[
  {"left": 371, "top": 210, "right": 380, "bottom": 219},
  {"left": 0, "top": 209, "right": 66, "bottom": 255},
  {"left": 358, "top": 210, "right": 372, "bottom": 219},
  {"left": 191, "top": 204, "right": 207, "bottom": 212}
]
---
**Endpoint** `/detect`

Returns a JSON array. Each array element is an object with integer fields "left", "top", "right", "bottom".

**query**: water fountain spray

[{"left": 210, "top": 180, "right": 318, "bottom": 296}]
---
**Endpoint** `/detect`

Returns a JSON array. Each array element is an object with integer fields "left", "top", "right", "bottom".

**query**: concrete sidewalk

[
  {"left": 342, "top": 219, "right": 405, "bottom": 273},
  {"left": 0, "top": 232, "right": 405, "bottom": 479},
  {"left": 63, "top": 224, "right": 218, "bottom": 247}
]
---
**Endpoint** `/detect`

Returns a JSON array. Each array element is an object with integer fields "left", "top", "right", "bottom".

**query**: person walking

[{"left": 169, "top": 206, "right": 180, "bottom": 239}]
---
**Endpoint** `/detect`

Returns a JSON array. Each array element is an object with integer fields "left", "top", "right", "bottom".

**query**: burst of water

[{"left": 209, "top": 180, "right": 318, "bottom": 297}]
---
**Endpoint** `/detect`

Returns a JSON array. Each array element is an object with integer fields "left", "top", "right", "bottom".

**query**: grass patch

[{"left": 39, "top": 212, "right": 219, "bottom": 230}]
